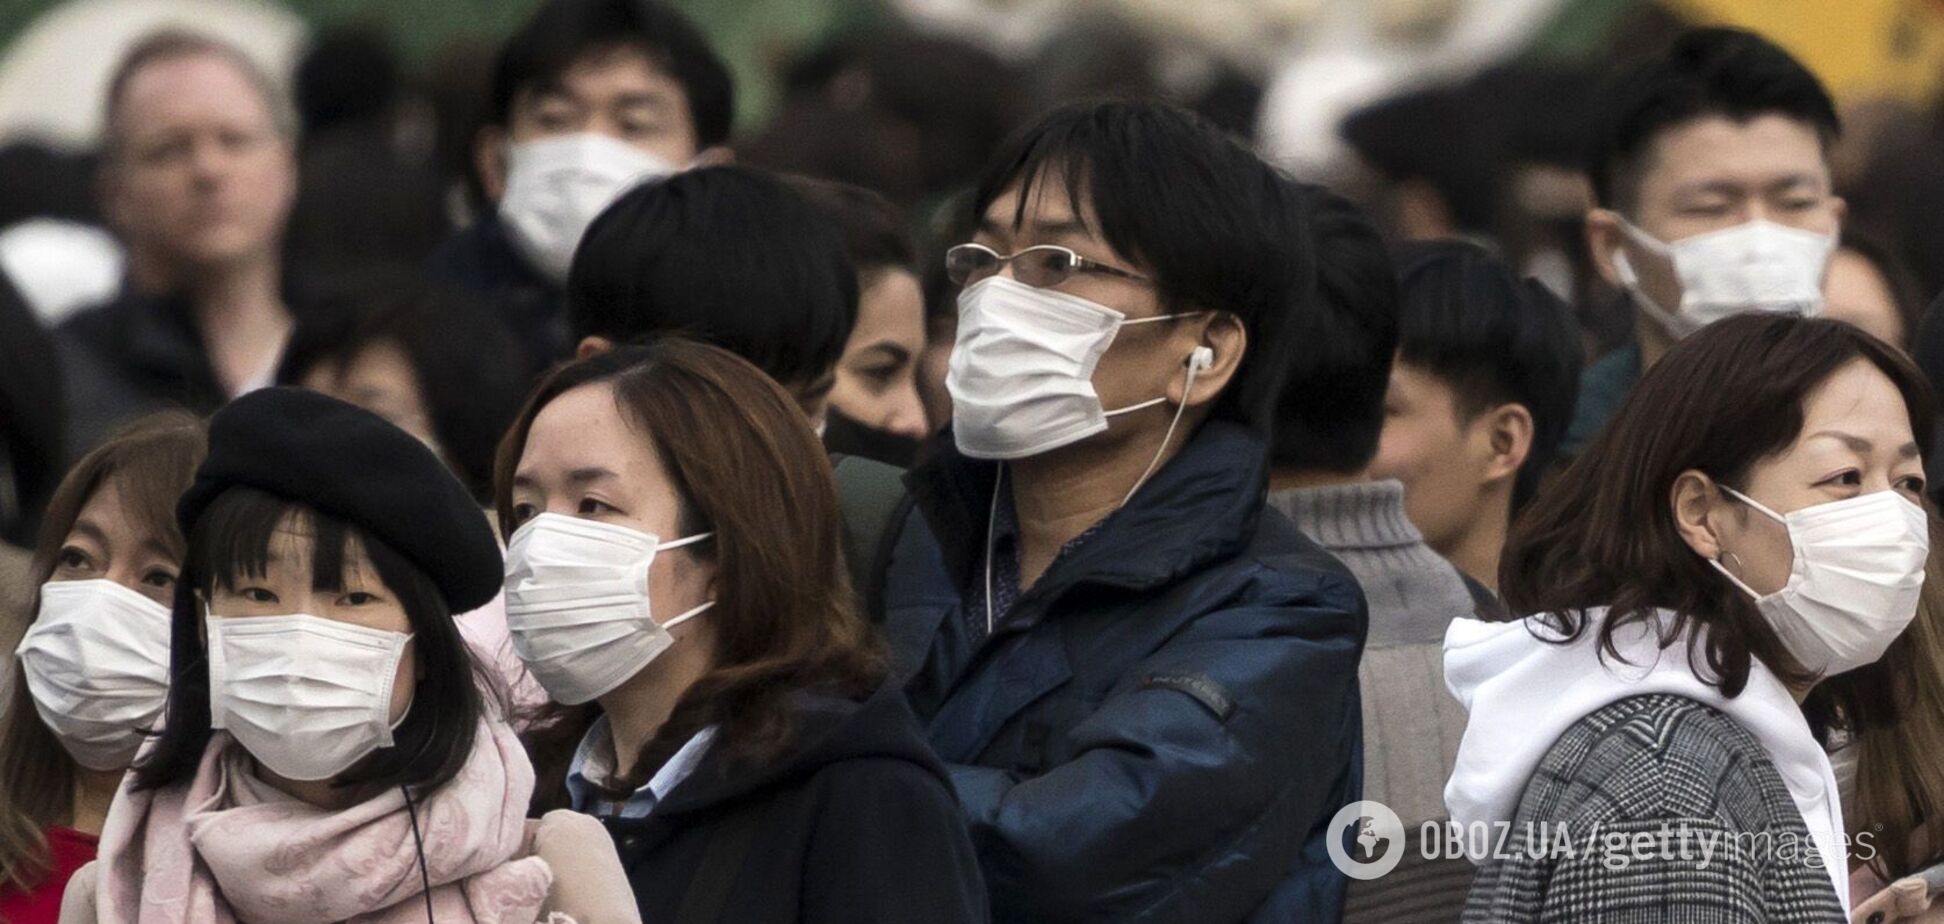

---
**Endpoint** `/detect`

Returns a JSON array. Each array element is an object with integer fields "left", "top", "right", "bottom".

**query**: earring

[{"left": 1720, "top": 550, "right": 1744, "bottom": 575}]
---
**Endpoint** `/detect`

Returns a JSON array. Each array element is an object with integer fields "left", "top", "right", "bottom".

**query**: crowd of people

[{"left": 3, "top": 1, "right": 1944, "bottom": 922}]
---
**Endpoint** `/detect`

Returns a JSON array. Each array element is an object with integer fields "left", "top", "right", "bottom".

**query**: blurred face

[
  {"left": 104, "top": 52, "right": 295, "bottom": 273},
  {"left": 1590, "top": 115, "right": 1840, "bottom": 315},
  {"left": 509, "top": 382, "right": 714, "bottom": 634},
  {"left": 1369, "top": 362, "right": 1494, "bottom": 552},
  {"left": 299, "top": 341, "right": 442, "bottom": 461},
  {"left": 48, "top": 476, "right": 179, "bottom": 606},
  {"left": 1691, "top": 359, "right": 1925, "bottom": 597},
  {"left": 481, "top": 43, "right": 708, "bottom": 200},
  {"left": 830, "top": 268, "right": 928, "bottom": 440},
  {"left": 202, "top": 515, "right": 415, "bottom": 724},
  {"left": 1822, "top": 248, "right": 1904, "bottom": 348}
]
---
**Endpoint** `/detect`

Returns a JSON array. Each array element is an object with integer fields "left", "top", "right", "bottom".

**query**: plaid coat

[{"left": 1463, "top": 694, "right": 1846, "bottom": 923}]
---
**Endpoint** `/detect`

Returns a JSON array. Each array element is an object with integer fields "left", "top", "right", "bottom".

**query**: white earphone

[{"left": 1188, "top": 346, "right": 1215, "bottom": 372}]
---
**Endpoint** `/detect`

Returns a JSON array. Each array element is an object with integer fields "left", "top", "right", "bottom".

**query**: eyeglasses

[{"left": 944, "top": 243, "right": 1151, "bottom": 289}]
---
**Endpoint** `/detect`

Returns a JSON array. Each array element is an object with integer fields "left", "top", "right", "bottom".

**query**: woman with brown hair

[
  {"left": 0, "top": 412, "right": 204, "bottom": 923},
  {"left": 497, "top": 339, "right": 985, "bottom": 923},
  {"left": 1836, "top": 524, "right": 1944, "bottom": 922},
  {"left": 1448, "top": 313, "right": 1933, "bottom": 921}
]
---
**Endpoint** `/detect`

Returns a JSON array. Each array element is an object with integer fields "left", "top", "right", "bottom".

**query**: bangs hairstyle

[
  {"left": 1502, "top": 313, "right": 1934, "bottom": 697},
  {"left": 1393, "top": 240, "right": 1583, "bottom": 508},
  {"left": 495, "top": 340, "right": 884, "bottom": 811},
  {"left": 132, "top": 487, "right": 487, "bottom": 796},
  {"left": 0, "top": 412, "right": 203, "bottom": 894},
  {"left": 490, "top": 0, "right": 732, "bottom": 147},
  {"left": 969, "top": 99, "right": 1313, "bottom": 433}
]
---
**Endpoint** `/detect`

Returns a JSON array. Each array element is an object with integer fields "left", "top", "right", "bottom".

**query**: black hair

[
  {"left": 567, "top": 166, "right": 859, "bottom": 391},
  {"left": 294, "top": 25, "right": 399, "bottom": 135},
  {"left": 970, "top": 99, "right": 1313, "bottom": 433},
  {"left": 1393, "top": 240, "right": 1584, "bottom": 508},
  {"left": 1342, "top": 84, "right": 1504, "bottom": 237},
  {"left": 0, "top": 272, "right": 63, "bottom": 546},
  {"left": 1269, "top": 185, "right": 1397, "bottom": 473},
  {"left": 490, "top": 0, "right": 733, "bottom": 148},
  {"left": 1590, "top": 26, "right": 1839, "bottom": 210},
  {"left": 134, "top": 487, "right": 487, "bottom": 795},
  {"left": 791, "top": 177, "right": 916, "bottom": 275},
  {"left": 275, "top": 270, "right": 532, "bottom": 503}
]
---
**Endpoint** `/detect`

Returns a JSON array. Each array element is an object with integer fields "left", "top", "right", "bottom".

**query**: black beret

[{"left": 178, "top": 388, "right": 502, "bottom": 613}]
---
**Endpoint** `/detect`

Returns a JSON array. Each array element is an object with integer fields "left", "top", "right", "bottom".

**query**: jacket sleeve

[
  {"left": 802, "top": 759, "right": 992, "bottom": 924},
  {"left": 951, "top": 567, "right": 1365, "bottom": 921}
]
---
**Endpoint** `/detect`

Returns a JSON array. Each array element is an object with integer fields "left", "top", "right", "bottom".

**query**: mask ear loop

[
  {"left": 1706, "top": 484, "right": 1786, "bottom": 601},
  {"left": 1121, "top": 347, "right": 1211, "bottom": 507}
]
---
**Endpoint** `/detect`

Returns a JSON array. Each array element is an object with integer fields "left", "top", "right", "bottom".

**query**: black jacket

[
  {"left": 603, "top": 685, "right": 989, "bottom": 923},
  {"left": 880, "top": 420, "right": 1368, "bottom": 922},
  {"left": 57, "top": 289, "right": 230, "bottom": 460},
  {"left": 427, "top": 214, "right": 569, "bottom": 369}
]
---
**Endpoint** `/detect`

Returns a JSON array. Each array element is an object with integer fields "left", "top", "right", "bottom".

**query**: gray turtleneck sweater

[{"left": 1268, "top": 479, "right": 1479, "bottom": 924}]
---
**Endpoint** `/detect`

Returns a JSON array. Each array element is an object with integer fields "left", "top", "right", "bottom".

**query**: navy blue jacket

[{"left": 879, "top": 421, "right": 1367, "bottom": 922}]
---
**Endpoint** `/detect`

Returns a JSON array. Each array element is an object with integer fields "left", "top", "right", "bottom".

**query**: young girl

[
  {"left": 69, "top": 388, "right": 630, "bottom": 923},
  {"left": 0, "top": 413, "right": 203, "bottom": 924},
  {"left": 500, "top": 341, "right": 986, "bottom": 922}
]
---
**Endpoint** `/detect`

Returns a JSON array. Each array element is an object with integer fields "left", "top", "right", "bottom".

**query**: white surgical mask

[
  {"left": 498, "top": 133, "right": 679, "bottom": 283},
  {"left": 1708, "top": 486, "right": 1927, "bottom": 677},
  {"left": 207, "top": 611, "right": 414, "bottom": 782},
  {"left": 15, "top": 580, "right": 173, "bottom": 770},
  {"left": 947, "top": 275, "right": 1196, "bottom": 460},
  {"left": 503, "top": 513, "right": 713, "bottom": 705},
  {"left": 1613, "top": 218, "right": 1836, "bottom": 338}
]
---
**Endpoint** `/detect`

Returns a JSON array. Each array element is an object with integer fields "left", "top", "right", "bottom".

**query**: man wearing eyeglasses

[{"left": 875, "top": 100, "right": 1368, "bottom": 922}]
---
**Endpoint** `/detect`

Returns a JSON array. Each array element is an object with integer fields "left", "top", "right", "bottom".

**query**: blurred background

[{"left": 1, "top": 0, "right": 1942, "bottom": 342}]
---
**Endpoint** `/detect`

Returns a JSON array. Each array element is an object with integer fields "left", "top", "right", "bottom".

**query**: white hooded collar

[{"left": 1442, "top": 608, "right": 1848, "bottom": 910}]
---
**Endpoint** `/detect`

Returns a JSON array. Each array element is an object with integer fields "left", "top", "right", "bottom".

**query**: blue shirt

[
  {"left": 964, "top": 481, "right": 1104, "bottom": 641},
  {"left": 565, "top": 716, "right": 716, "bottom": 820}
]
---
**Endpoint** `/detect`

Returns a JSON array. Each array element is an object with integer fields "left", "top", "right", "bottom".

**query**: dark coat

[
  {"left": 57, "top": 290, "right": 231, "bottom": 460},
  {"left": 602, "top": 685, "right": 989, "bottom": 924},
  {"left": 879, "top": 420, "right": 1369, "bottom": 922},
  {"left": 427, "top": 214, "right": 568, "bottom": 369}
]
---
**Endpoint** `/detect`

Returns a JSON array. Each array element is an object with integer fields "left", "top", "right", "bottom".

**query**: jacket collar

[{"left": 905, "top": 419, "right": 1269, "bottom": 607}]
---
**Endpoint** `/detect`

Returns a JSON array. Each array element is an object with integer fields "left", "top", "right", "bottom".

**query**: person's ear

[
  {"left": 576, "top": 336, "right": 616, "bottom": 360},
  {"left": 1178, "top": 311, "right": 1246, "bottom": 408},
  {"left": 1480, "top": 403, "right": 1535, "bottom": 486},
  {"left": 1584, "top": 208, "right": 1627, "bottom": 287},
  {"left": 475, "top": 125, "right": 509, "bottom": 202},
  {"left": 1671, "top": 469, "right": 1729, "bottom": 562},
  {"left": 692, "top": 145, "right": 733, "bottom": 167}
]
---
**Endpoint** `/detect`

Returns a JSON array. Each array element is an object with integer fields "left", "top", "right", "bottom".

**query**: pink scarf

[{"left": 96, "top": 718, "right": 562, "bottom": 924}]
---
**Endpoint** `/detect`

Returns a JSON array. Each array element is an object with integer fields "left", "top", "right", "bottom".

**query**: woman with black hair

[
  {"left": 1452, "top": 314, "right": 1933, "bottom": 920},
  {"left": 63, "top": 388, "right": 631, "bottom": 924}
]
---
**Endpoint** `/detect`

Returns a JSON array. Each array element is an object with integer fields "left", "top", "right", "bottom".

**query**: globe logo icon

[{"left": 1326, "top": 800, "right": 1406, "bottom": 880}]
